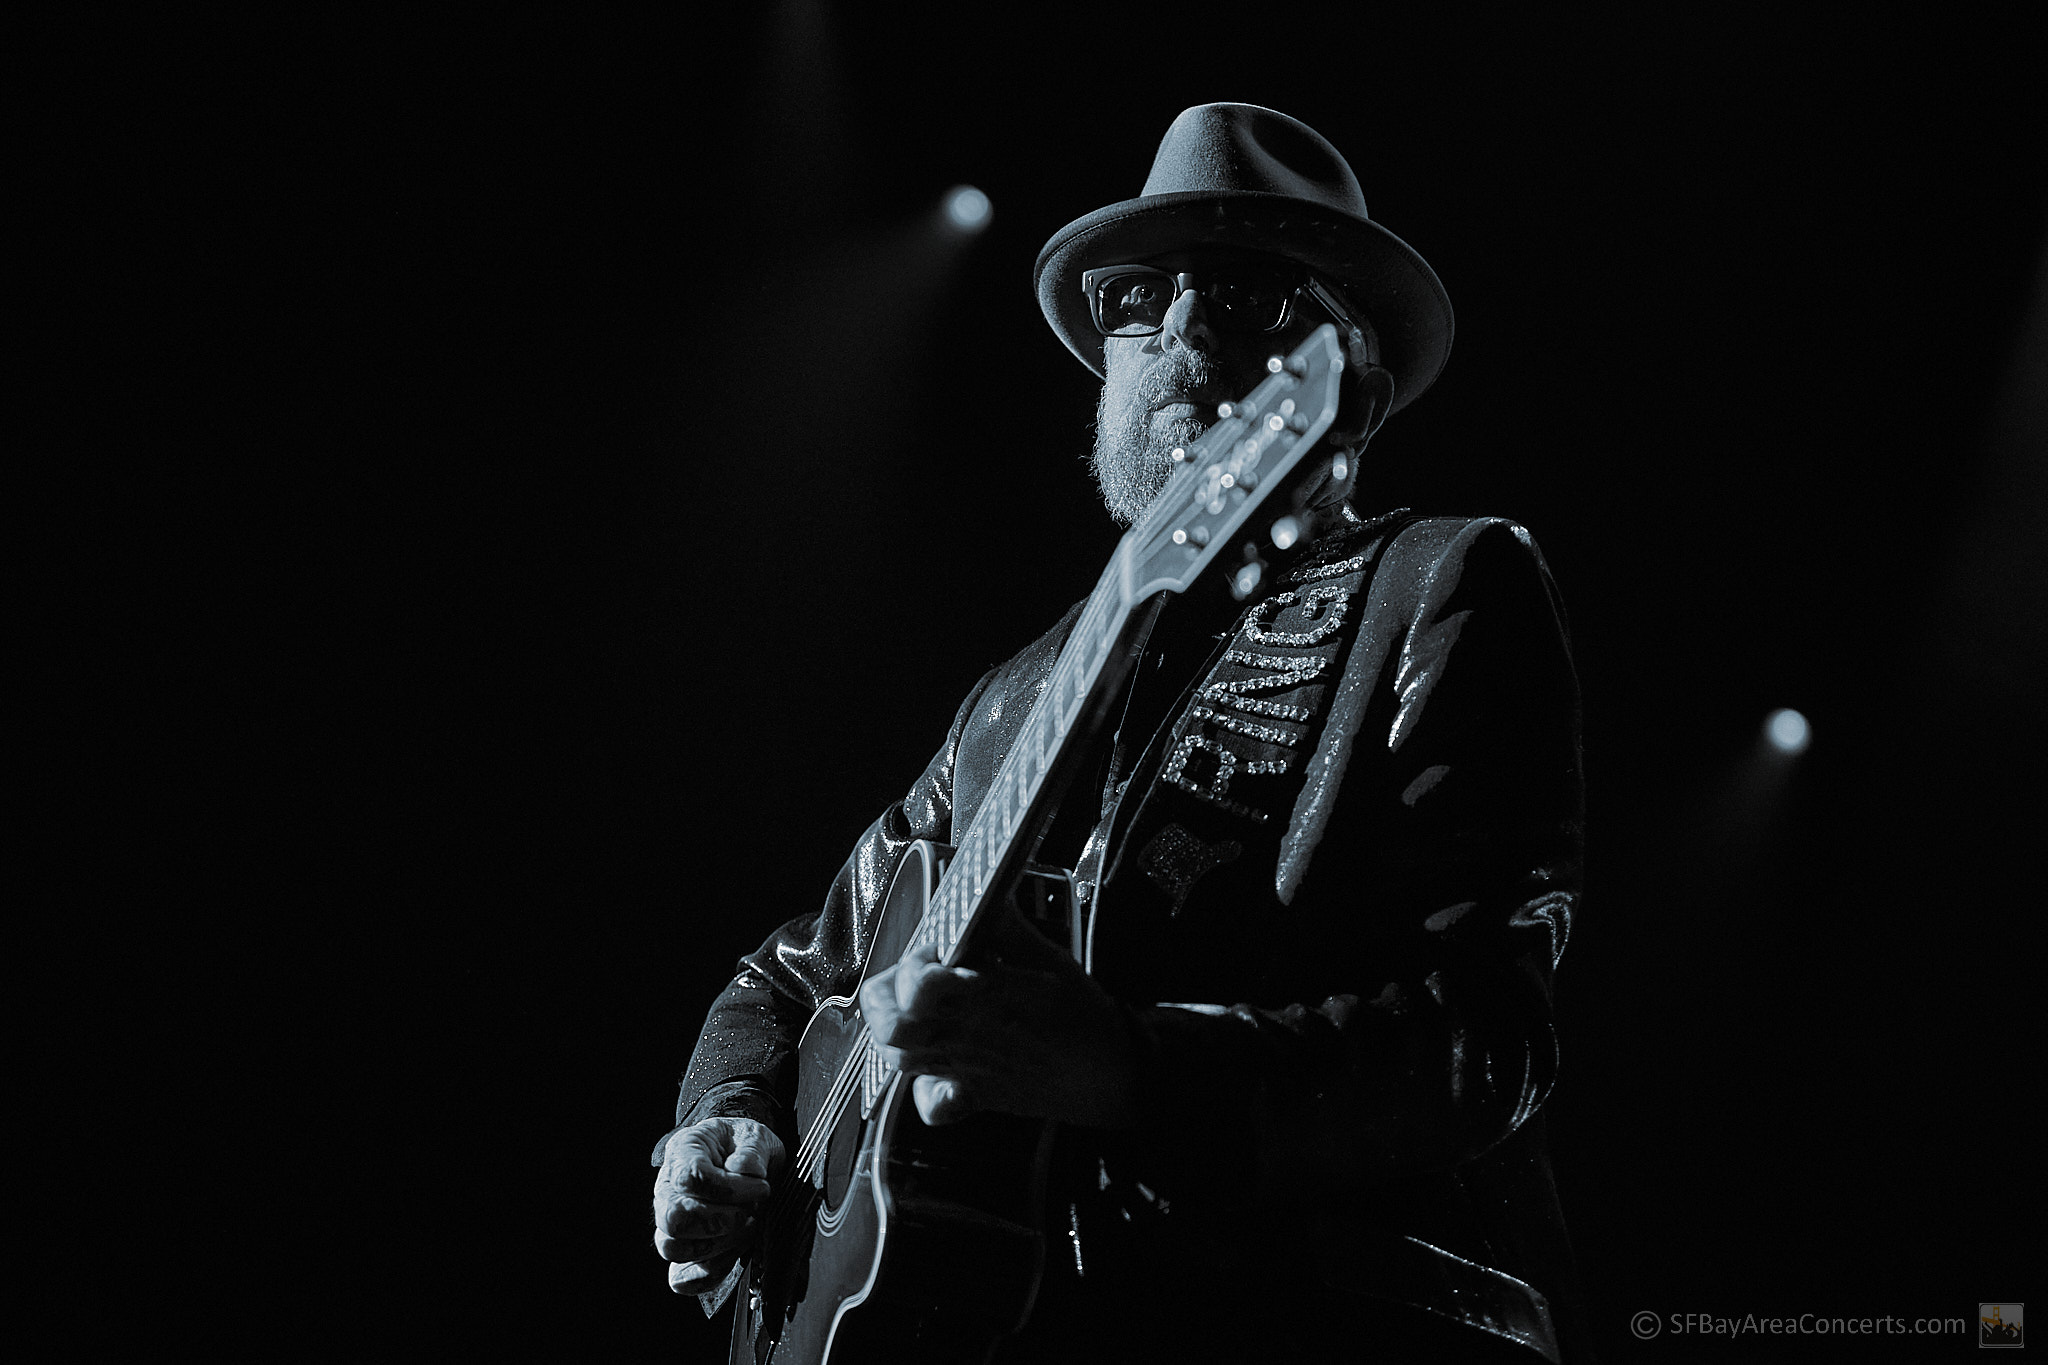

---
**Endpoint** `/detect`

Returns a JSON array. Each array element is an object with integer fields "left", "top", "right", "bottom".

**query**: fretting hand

[{"left": 858, "top": 900, "right": 1141, "bottom": 1130}]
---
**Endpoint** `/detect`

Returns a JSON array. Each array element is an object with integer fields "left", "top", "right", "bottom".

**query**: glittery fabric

[
  {"left": 1133, "top": 821, "right": 1243, "bottom": 914},
  {"left": 656, "top": 513, "right": 1586, "bottom": 1361}
]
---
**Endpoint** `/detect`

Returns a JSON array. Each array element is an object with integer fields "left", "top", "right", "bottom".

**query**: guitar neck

[{"left": 910, "top": 544, "right": 1149, "bottom": 967}]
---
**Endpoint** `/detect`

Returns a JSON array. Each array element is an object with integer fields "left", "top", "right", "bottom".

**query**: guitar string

[{"left": 795, "top": 1028, "right": 870, "bottom": 1180}]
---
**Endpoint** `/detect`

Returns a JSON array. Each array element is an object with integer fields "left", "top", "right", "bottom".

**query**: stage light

[
  {"left": 943, "top": 185, "right": 991, "bottom": 232},
  {"left": 1765, "top": 708, "right": 1811, "bottom": 755}
]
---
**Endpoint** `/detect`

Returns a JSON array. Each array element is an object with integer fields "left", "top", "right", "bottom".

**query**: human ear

[{"left": 1332, "top": 362, "right": 1396, "bottom": 448}]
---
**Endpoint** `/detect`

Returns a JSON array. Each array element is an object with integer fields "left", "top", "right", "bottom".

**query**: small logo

[
  {"left": 1630, "top": 1311, "right": 1661, "bottom": 1340},
  {"left": 1982, "top": 1303, "right": 2024, "bottom": 1349}
]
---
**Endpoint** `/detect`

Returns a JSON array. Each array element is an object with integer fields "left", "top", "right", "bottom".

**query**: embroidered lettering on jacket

[
  {"left": 1132, "top": 523, "right": 1392, "bottom": 910},
  {"left": 1161, "top": 581, "right": 1361, "bottom": 823},
  {"left": 1240, "top": 583, "right": 1350, "bottom": 647}
]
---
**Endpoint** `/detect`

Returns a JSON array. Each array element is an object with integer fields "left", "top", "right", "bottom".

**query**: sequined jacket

[{"left": 657, "top": 511, "right": 1587, "bottom": 1360}]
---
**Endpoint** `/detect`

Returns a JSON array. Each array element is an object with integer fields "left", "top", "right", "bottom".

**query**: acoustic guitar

[{"left": 731, "top": 324, "right": 1350, "bottom": 1364}]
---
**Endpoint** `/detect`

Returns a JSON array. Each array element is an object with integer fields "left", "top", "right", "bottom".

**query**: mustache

[{"left": 1138, "top": 357, "right": 1228, "bottom": 409}]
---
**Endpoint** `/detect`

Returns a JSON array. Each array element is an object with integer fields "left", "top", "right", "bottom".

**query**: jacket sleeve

[
  {"left": 650, "top": 669, "right": 996, "bottom": 1165},
  {"left": 1124, "top": 518, "right": 1583, "bottom": 1194}
]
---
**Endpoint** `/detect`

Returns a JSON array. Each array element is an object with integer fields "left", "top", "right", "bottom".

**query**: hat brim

[{"left": 1033, "top": 190, "right": 1453, "bottom": 414}]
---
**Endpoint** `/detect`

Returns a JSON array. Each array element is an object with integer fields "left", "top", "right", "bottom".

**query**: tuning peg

[
  {"left": 1269, "top": 515, "right": 1302, "bottom": 550},
  {"left": 1170, "top": 446, "right": 1189, "bottom": 463},
  {"left": 1230, "top": 541, "right": 1269, "bottom": 602},
  {"left": 1266, "top": 356, "right": 1286, "bottom": 374}
]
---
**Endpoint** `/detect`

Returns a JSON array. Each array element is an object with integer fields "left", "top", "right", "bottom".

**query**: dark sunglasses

[{"left": 1081, "top": 264, "right": 1362, "bottom": 342}]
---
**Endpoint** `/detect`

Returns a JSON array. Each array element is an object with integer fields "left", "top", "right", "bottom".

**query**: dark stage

[{"left": 27, "top": 6, "right": 2042, "bottom": 1360}]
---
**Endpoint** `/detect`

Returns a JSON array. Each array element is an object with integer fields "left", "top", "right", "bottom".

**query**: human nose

[{"left": 1159, "top": 285, "right": 1216, "bottom": 355}]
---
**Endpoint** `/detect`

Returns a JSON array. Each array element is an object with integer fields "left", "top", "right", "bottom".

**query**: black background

[{"left": 30, "top": 5, "right": 2043, "bottom": 1360}]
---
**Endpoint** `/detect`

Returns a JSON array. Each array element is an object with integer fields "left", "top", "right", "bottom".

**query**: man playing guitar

[{"left": 653, "top": 104, "right": 1588, "bottom": 1364}]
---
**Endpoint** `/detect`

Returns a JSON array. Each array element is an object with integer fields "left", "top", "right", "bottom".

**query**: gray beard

[
  {"left": 1088, "top": 390, "right": 1210, "bottom": 529},
  {"left": 1090, "top": 400, "right": 1361, "bottom": 533},
  {"left": 1089, "top": 354, "right": 1364, "bottom": 528}
]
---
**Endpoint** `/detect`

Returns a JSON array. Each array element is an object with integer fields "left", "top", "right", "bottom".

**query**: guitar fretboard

[{"left": 907, "top": 540, "right": 1138, "bottom": 967}]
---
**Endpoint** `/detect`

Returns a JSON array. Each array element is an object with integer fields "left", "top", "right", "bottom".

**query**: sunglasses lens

[
  {"left": 1096, "top": 272, "right": 1175, "bottom": 335},
  {"left": 1090, "top": 266, "right": 1303, "bottom": 336},
  {"left": 1208, "top": 270, "right": 1295, "bottom": 331}
]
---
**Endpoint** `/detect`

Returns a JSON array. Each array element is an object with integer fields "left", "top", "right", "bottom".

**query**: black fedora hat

[{"left": 1034, "top": 103, "right": 1453, "bottom": 413}]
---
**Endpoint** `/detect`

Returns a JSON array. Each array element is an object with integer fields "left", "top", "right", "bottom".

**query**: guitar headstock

[{"left": 1123, "top": 324, "right": 1346, "bottom": 603}]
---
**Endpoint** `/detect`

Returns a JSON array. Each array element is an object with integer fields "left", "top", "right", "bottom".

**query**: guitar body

[{"left": 731, "top": 841, "right": 1072, "bottom": 1365}]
